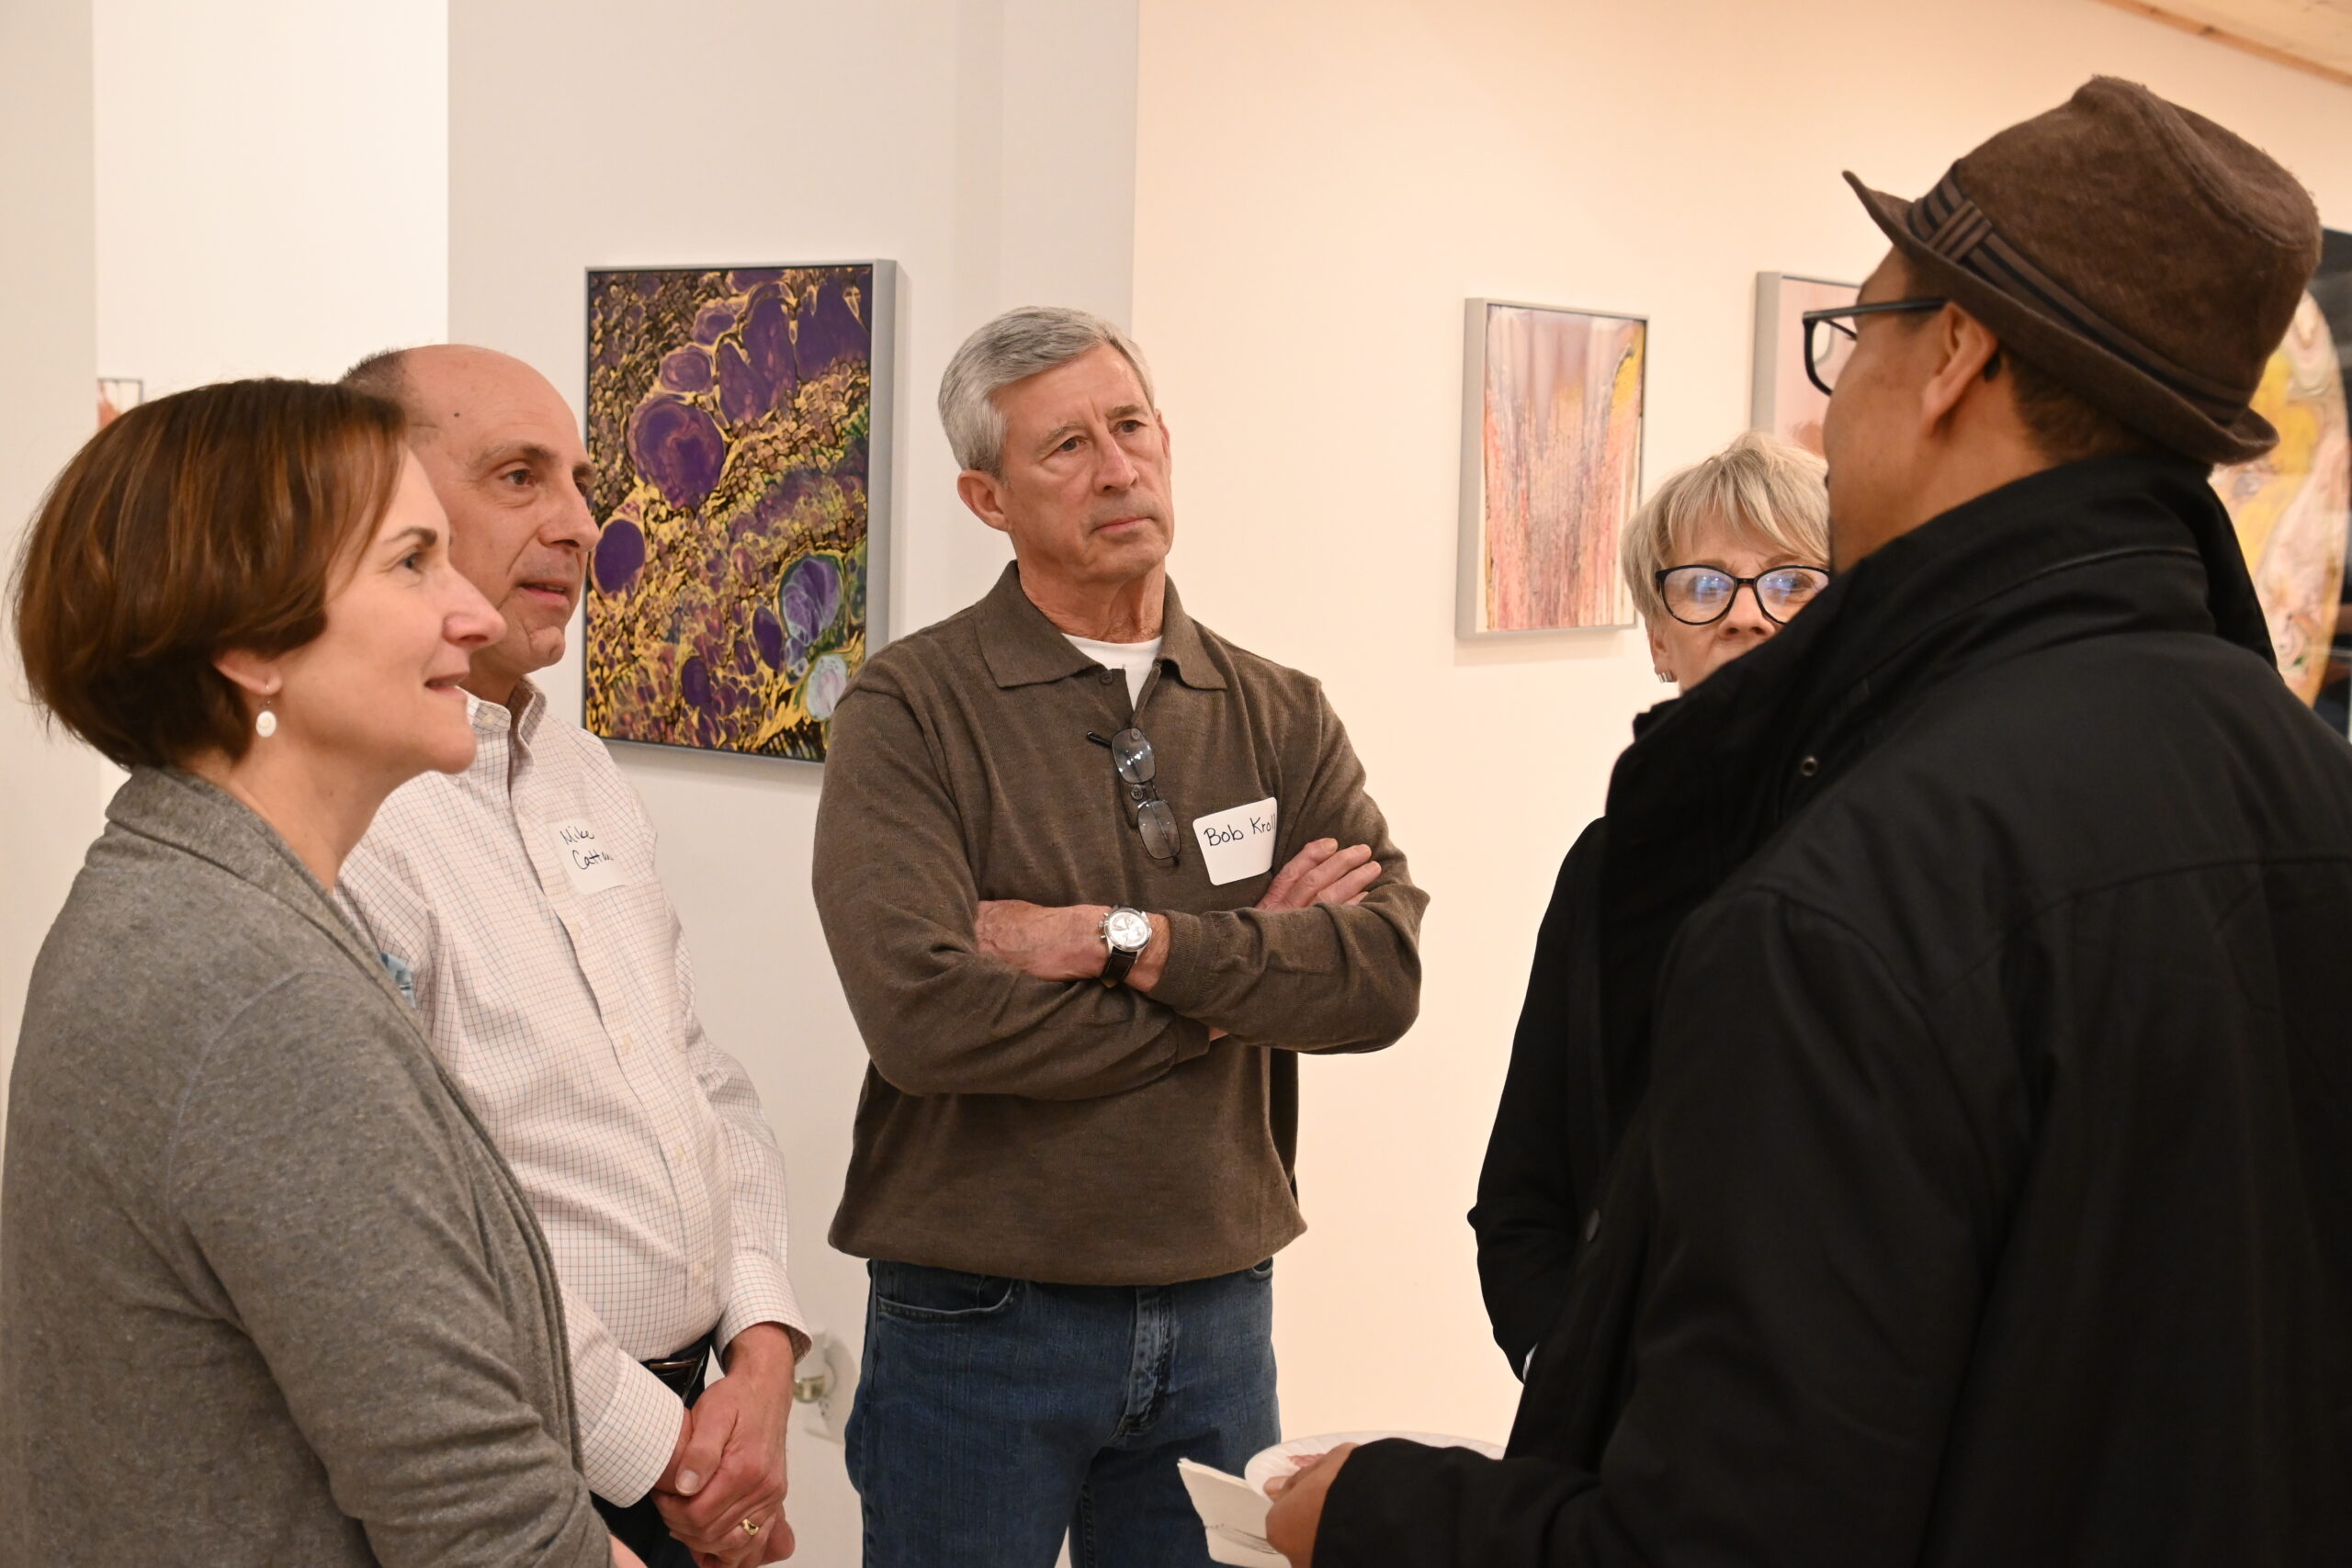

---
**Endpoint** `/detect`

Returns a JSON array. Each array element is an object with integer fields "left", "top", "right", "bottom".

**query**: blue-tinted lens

[
  {"left": 1758, "top": 568, "right": 1828, "bottom": 617},
  {"left": 1666, "top": 569, "right": 1736, "bottom": 620}
]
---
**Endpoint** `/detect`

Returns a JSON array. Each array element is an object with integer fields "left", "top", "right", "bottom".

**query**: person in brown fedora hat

[{"left": 1267, "top": 79, "right": 2352, "bottom": 1567}]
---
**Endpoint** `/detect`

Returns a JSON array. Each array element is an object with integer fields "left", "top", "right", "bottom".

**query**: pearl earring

[{"left": 255, "top": 701, "right": 277, "bottom": 739}]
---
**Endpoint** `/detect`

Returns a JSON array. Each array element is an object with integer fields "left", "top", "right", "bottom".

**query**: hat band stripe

[
  {"left": 1907, "top": 171, "right": 2247, "bottom": 420},
  {"left": 1918, "top": 181, "right": 1995, "bottom": 256},
  {"left": 1944, "top": 209, "right": 1996, "bottom": 257}
]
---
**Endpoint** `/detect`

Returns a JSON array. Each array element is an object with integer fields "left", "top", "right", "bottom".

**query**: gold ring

[{"left": 740, "top": 1518, "right": 761, "bottom": 1537}]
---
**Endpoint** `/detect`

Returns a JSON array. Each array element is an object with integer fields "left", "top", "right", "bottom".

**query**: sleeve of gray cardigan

[{"left": 165, "top": 969, "right": 609, "bottom": 1568}]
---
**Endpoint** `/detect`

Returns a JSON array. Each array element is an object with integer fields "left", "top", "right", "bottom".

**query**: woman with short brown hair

[{"left": 1, "top": 378, "right": 636, "bottom": 1568}]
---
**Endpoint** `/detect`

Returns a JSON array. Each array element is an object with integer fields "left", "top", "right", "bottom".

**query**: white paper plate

[{"left": 1242, "top": 1430, "right": 1505, "bottom": 1496}]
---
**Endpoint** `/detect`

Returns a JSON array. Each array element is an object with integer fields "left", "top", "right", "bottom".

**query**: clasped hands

[
  {"left": 646, "top": 1324, "right": 798, "bottom": 1566},
  {"left": 975, "top": 838, "right": 1383, "bottom": 994}
]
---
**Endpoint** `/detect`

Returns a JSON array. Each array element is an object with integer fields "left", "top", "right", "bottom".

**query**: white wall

[
  {"left": 446, "top": 4, "right": 1140, "bottom": 1558},
  {"left": 78, "top": 1, "right": 450, "bottom": 813},
  {"left": 1131, "top": 0, "right": 2352, "bottom": 1448},
  {"left": 0, "top": 0, "right": 103, "bottom": 1111},
  {"left": 93, "top": 0, "right": 448, "bottom": 397}
]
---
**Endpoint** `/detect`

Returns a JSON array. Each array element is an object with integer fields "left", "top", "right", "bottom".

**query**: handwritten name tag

[
  {"left": 1193, "top": 796, "right": 1278, "bottom": 886},
  {"left": 551, "top": 818, "right": 637, "bottom": 896}
]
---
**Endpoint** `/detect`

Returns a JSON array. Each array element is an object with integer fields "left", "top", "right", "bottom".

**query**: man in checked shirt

[{"left": 337, "top": 345, "right": 807, "bottom": 1568}]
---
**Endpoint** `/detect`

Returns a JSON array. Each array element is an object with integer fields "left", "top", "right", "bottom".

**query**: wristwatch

[{"left": 1098, "top": 906, "right": 1154, "bottom": 987}]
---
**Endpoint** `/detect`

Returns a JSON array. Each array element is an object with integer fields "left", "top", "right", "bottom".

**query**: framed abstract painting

[
  {"left": 2301, "top": 228, "right": 2352, "bottom": 731},
  {"left": 1458, "top": 299, "right": 1645, "bottom": 636},
  {"left": 97, "top": 378, "right": 143, "bottom": 429},
  {"left": 2215, "top": 260, "right": 2350, "bottom": 710},
  {"left": 1750, "top": 272, "right": 1858, "bottom": 457},
  {"left": 582, "top": 262, "right": 896, "bottom": 761}
]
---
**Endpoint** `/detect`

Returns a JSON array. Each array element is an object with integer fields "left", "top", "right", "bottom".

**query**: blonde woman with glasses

[{"left": 1468, "top": 430, "right": 1829, "bottom": 1378}]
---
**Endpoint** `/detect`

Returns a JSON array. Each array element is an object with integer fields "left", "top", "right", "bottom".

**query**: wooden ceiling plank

[{"left": 2089, "top": 0, "right": 2352, "bottom": 87}]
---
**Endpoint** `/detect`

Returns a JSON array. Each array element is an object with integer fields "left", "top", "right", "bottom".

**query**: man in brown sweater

[{"left": 812, "top": 306, "right": 1426, "bottom": 1566}]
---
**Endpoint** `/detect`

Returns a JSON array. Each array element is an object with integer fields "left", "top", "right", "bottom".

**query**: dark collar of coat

[
  {"left": 972, "top": 559, "right": 1229, "bottom": 691},
  {"left": 1595, "top": 452, "right": 2271, "bottom": 1077}
]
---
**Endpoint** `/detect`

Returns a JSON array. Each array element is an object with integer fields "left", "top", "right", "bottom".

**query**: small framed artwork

[
  {"left": 97, "top": 378, "right": 143, "bottom": 429},
  {"left": 582, "top": 262, "right": 896, "bottom": 761},
  {"left": 1750, "top": 272, "right": 1858, "bottom": 457},
  {"left": 1458, "top": 299, "right": 1645, "bottom": 637}
]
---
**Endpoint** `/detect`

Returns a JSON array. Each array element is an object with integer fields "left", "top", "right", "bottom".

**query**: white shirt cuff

[
  {"left": 579, "top": 1358, "right": 687, "bottom": 1506},
  {"left": 718, "top": 1253, "right": 811, "bottom": 1361}
]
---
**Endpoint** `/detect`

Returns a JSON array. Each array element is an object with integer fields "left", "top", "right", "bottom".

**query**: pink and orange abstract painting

[
  {"left": 1460, "top": 300, "right": 1645, "bottom": 635},
  {"left": 1750, "top": 273, "right": 1858, "bottom": 457}
]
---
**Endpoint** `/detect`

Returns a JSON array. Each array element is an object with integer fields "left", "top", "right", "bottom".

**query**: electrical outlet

[{"left": 791, "top": 1328, "right": 858, "bottom": 1444}]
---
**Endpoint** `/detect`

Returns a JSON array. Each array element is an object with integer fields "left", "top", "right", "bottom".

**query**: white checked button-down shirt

[{"left": 339, "top": 682, "right": 806, "bottom": 1505}]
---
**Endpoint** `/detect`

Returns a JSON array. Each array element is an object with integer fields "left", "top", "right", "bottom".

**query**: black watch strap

[{"left": 1101, "top": 942, "right": 1141, "bottom": 988}]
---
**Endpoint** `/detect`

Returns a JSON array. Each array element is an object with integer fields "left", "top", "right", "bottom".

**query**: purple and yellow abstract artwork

[
  {"left": 1458, "top": 300, "right": 1644, "bottom": 635},
  {"left": 583, "top": 263, "right": 894, "bottom": 761}
]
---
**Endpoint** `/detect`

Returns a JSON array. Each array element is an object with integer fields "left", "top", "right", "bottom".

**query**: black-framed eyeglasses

[
  {"left": 1800, "top": 298, "right": 1948, "bottom": 396},
  {"left": 1087, "top": 727, "right": 1182, "bottom": 865},
  {"left": 1654, "top": 565, "right": 1831, "bottom": 626}
]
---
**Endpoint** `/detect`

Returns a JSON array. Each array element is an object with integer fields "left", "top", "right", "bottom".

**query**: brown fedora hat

[{"left": 1846, "top": 77, "right": 2320, "bottom": 465}]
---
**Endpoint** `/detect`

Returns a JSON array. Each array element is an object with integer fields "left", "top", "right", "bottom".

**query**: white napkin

[
  {"left": 1181, "top": 1431, "right": 1506, "bottom": 1566},
  {"left": 1176, "top": 1459, "right": 1287, "bottom": 1567}
]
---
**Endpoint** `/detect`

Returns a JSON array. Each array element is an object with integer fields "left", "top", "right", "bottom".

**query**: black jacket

[
  {"left": 1321, "top": 457, "right": 2352, "bottom": 1566},
  {"left": 1470, "top": 818, "right": 1613, "bottom": 1376}
]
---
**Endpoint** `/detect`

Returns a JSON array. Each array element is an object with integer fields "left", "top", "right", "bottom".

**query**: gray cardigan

[{"left": 1, "top": 769, "right": 608, "bottom": 1567}]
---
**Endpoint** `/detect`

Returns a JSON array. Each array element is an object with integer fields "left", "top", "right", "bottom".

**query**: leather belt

[{"left": 641, "top": 1328, "right": 718, "bottom": 1400}]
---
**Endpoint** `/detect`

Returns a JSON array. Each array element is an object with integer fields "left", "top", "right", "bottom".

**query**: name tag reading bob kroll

[
  {"left": 1193, "top": 797, "right": 1277, "bottom": 886},
  {"left": 552, "top": 818, "right": 637, "bottom": 896}
]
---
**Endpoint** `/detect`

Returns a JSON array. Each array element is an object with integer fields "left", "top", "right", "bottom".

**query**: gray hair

[
  {"left": 1620, "top": 430, "right": 1830, "bottom": 623},
  {"left": 937, "top": 307, "right": 1156, "bottom": 474},
  {"left": 339, "top": 347, "right": 413, "bottom": 409}
]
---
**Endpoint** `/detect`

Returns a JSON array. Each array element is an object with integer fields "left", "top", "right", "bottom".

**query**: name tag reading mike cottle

[
  {"left": 551, "top": 818, "right": 638, "bottom": 896},
  {"left": 1193, "top": 797, "right": 1278, "bottom": 886}
]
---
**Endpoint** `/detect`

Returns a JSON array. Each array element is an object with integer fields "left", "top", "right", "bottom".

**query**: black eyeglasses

[
  {"left": 1654, "top": 565, "right": 1830, "bottom": 626},
  {"left": 1088, "top": 728, "right": 1182, "bottom": 865},
  {"left": 1800, "top": 298, "right": 1948, "bottom": 396}
]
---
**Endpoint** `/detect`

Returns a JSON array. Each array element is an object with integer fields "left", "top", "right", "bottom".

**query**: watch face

[{"left": 1104, "top": 908, "right": 1153, "bottom": 950}]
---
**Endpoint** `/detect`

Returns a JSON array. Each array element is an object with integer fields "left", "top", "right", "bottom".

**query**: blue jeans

[{"left": 847, "top": 1258, "right": 1279, "bottom": 1568}]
